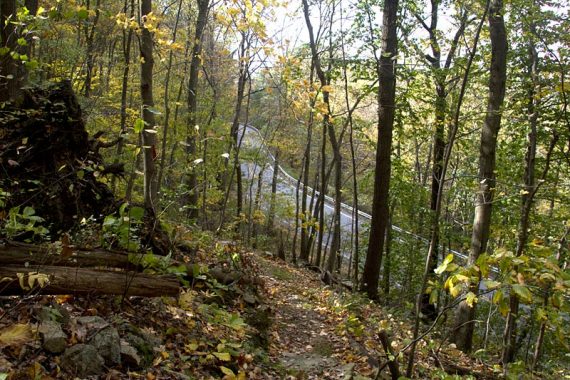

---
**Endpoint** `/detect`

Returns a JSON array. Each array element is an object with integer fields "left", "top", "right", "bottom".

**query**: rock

[
  {"left": 61, "top": 344, "right": 104, "bottom": 377},
  {"left": 119, "top": 324, "right": 161, "bottom": 367},
  {"left": 124, "top": 333, "right": 154, "bottom": 367},
  {"left": 76, "top": 315, "right": 109, "bottom": 330},
  {"left": 38, "top": 320, "right": 67, "bottom": 354},
  {"left": 36, "top": 305, "right": 71, "bottom": 324},
  {"left": 120, "top": 341, "right": 141, "bottom": 368},
  {"left": 90, "top": 326, "right": 121, "bottom": 366}
]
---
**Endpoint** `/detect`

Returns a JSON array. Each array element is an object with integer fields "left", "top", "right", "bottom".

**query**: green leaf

[
  {"left": 76, "top": 8, "right": 89, "bottom": 20},
  {"left": 134, "top": 118, "right": 145, "bottom": 133},
  {"left": 483, "top": 280, "right": 501, "bottom": 290},
  {"left": 129, "top": 206, "right": 145, "bottom": 221},
  {"left": 512, "top": 284, "right": 532, "bottom": 303},
  {"left": 22, "top": 207, "right": 35, "bottom": 217}
]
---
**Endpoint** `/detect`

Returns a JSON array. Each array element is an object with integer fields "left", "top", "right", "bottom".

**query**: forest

[{"left": 0, "top": 0, "right": 568, "bottom": 379}]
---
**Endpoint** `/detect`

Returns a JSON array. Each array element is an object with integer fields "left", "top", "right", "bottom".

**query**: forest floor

[{"left": 0, "top": 246, "right": 497, "bottom": 380}]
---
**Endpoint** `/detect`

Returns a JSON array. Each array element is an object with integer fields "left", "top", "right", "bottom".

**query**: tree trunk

[
  {"left": 83, "top": 0, "right": 101, "bottom": 98},
  {"left": 0, "top": 266, "right": 179, "bottom": 297},
  {"left": 0, "top": 241, "right": 134, "bottom": 269},
  {"left": 267, "top": 151, "right": 279, "bottom": 232},
  {"left": 112, "top": 0, "right": 134, "bottom": 192},
  {"left": 502, "top": 22, "right": 538, "bottom": 364},
  {"left": 185, "top": 0, "right": 210, "bottom": 219},
  {"left": 0, "top": 0, "right": 20, "bottom": 101},
  {"left": 156, "top": 0, "right": 183, "bottom": 193},
  {"left": 300, "top": 90, "right": 314, "bottom": 261},
  {"left": 301, "top": 0, "right": 341, "bottom": 272},
  {"left": 360, "top": 0, "right": 399, "bottom": 300},
  {"left": 140, "top": 0, "right": 159, "bottom": 212},
  {"left": 453, "top": 0, "right": 507, "bottom": 352}
]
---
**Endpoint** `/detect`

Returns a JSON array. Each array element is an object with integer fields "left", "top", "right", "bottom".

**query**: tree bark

[
  {"left": 0, "top": 266, "right": 179, "bottom": 297},
  {"left": 301, "top": 0, "right": 342, "bottom": 273},
  {"left": 185, "top": 0, "right": 210, "bottom": 219},
  {"left": 83, "top": 0, "right": 101, "bottom": 98},
  {"left": 156, "top": 0, "right": 183, "bottom": 193},
  {"left": 113, "top": 0, "right": 134, "bottom": 192},
  {"left": 0, "top": 241, "right": 135, "bottom": 269},
  {"left": 140, "top": 0, "right": 159, "bottom": 213},
  {"left": 0, "top": 0, "right": 20, "bottom": 101},
  {"left": 360, "top": 0, "right": 399, "bottom": 300},
  {"left": 453, "top": 0, "right": 507, "bottom": 352}
]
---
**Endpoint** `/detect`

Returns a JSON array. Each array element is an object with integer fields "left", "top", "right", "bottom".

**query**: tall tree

[
  {"left": 412, "top": 1, "right": 469, "bottom": 318},
  {"left": 140, "top": 0, "right": 159, "bottom": 212},
  {"left": 185, "top": 0, "right": 210, "bottom": 219},
  {"left": 360, "top": 0, "right": 399, "bottom": 300},
  {"left": 301, "top": 0, "right": 342, "bottom": 274},
  {"left": 453, "top": 0, "right": 508, "bottom": 352}
]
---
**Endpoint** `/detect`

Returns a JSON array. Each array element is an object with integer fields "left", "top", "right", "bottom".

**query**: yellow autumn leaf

[
  {"left": 0, "top": 324, "right": 33, "bottom": 347},
  {"left": 214, "top": 352, "right": 231, "bottom": 361},
  {"left": 220, "top": 365, "right": 235, "bottom": 377},
  {"left": 449, "top": 283, "right": 462, "bottom": 298},
  {"left": 465, "top": 292, "right": 478, "bottom": 307}
]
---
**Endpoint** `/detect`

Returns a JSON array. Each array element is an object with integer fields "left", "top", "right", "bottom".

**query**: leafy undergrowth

[{"left": 0, "top": 239, "right": 498, "bottom": 379}]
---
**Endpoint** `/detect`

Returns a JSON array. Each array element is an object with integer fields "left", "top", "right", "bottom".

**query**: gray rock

[
  {"left": 61, "top": 344, "right": 104, "bottom": 377},
  {"left": 90, "top": 326, "right": 121, "bottom": 366},
  {"left": 38, "top": 320, "right": 67, "bottom": 354},
  {"left": 76, "top": 315, "right": 108, "bottom": 330},
  {"left": 120, "top": 341, "right": 141, "bottom": 368}
]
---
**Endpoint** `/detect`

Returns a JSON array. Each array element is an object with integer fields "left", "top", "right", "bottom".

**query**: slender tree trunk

[
  {"left": 360, "top": 0, "right": 399, "bottom": 300},
  {"left": 185, "top": 0, "right": 210, "bottom": 219},
  {"left": 302, "top": 0, "right": 342, "bottom": 272},
  {"left": 453, "top": 0, "right": 507, "bottom": 352},
  {"left": 383, "top": 203, "right": 395, "bottom": 297},
  {"left": 113, "top": 0, "right": 134, "bottom": 191},
  {"left": 83, "top": 0, "right": 100, "bottom": 98},
  {"left": 0, "top": 0, "right": 20, "bottom": 101},
  {"left": 267, "top": 151, "right": 279, "bottom": 232},
  {"left": 300, "top": 90, "right": 314, "bottom": 261},
  {"left": 502, "top": 22, "right": 539, "bottom": 364},
  {"left": 140, "top": 0, "right": 159, "bottom": 213},
  {"left": 156, "top": 0, "right": 183, "bottom": 193}
]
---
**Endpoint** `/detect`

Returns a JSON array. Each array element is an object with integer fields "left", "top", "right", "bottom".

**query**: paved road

[{"left": 238, "top": 124, "right": 473, "bottom": 265}]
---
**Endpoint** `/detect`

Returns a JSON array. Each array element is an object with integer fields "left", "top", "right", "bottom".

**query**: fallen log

[
  {"left": 0, "top": 265, "right": 180, "bottom": 297},
  {"left": 0, "top": 241, "right": 137, "bottom": 269}
]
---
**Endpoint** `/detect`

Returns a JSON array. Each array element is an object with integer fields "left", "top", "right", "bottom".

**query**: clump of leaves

[
  {"left": 3, "top": 206, "right": 49, "bottom": 241},
  {"left": 102, "top": 202, "right": 145, "bottom": 251}
]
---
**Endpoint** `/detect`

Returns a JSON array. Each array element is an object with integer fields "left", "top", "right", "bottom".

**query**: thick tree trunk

[
  {"left": 140, "top": 0, "right": 159, "bottom": 212},
  {"left": 453, "top": 0, "right": 507, "bottom": 352},
  {"left": 0, "top": 241, "right": 135, "bottom": 269},
  {"left": 185, "top": 0, "right": 210, "bottom": 219},
  {"left": 360, "top": 0, "right": 399, "bottom": 300},
  {"left": 0, "top": 266, "right": 179, "bottom": 297}
]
